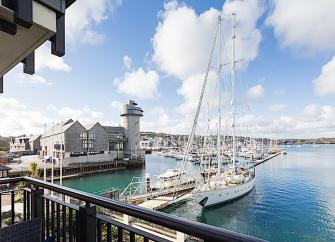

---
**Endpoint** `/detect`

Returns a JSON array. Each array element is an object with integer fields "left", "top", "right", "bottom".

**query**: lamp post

[{"left": 60, "top": 121, "right": 63, "bottom": 186}]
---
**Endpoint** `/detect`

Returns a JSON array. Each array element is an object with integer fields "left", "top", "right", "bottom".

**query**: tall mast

[
  {"left": 217, "top": 16, "right": 222, "bottom": 174},
  {"left": 173, "top": 17, "right": 220, "bottom": 199},
  {"left": 232, "top": 13, "right": 236, "bottom": 171}
]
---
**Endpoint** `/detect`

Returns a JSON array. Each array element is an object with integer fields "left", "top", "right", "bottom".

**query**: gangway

[{"left": 116, "top": 172, "right": 202, "bottom": 209}]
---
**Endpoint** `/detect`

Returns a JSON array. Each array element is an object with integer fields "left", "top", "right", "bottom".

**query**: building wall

[
  {"left": 41, "top": 133, "right": 65, "bottom": 157},
  {"left": 123, "top": 115, "right": 141, "bottom": 155},
  {"left": 63, "top": 152, "right": 120, "bottom": 165},
  {"left": 29, "top": 136, "right": 41, "bottom": 153},
  {"left": 10, "top": 138, "right": 30, "bottom": 153},
  {"left": 64, "top": 121, "right": 87, "bottom": 153},
  {"left": 89, "top": 124, "right": 108, "bottom": 153}
]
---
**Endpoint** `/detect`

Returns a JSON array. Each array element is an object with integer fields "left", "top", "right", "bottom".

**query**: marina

[
  {"left": 63, "top": 145, "right": 335, "bottom": 241},
  {"left": 0, "top": 0, "right": 334, "bottom": 241}
]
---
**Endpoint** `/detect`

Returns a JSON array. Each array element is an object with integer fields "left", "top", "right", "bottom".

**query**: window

[
  {"left": 89, "top": 133, "right": 96, "bottom": 139},
  {"left": 89, "top": 140, "right": 94, "bottom": 148},
  {"left": 82, "top": 140, "right": 88, "bottom": 148},
  {"left": 80, "top": 133, "right": 87, "bottom": 139}
]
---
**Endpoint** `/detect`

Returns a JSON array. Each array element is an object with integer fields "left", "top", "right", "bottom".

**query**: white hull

[{"left": 193, "top": 176, "right": 255, "bottom": 207}]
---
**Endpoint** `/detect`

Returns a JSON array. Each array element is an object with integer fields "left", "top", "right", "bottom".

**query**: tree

[{"left": 28, "top": 162, "right": 39, "bottom": 178}]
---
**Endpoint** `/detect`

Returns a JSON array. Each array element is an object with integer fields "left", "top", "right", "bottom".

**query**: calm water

[{"left": 63, "top": 145, "right": 335, "bottom": 241}]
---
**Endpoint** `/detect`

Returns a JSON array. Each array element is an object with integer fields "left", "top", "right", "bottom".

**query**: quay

[
  {"left": 7, "top": 159, "right": 145, "bottom": 179},
  {"left": 252, "top": 151, "right": 283, "bottom": 166}
]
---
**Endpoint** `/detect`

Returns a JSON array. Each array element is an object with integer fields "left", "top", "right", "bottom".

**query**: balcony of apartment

[
  {"left": 0, "top": 177, "right": 262, "bottom": 242},
  {"left": 0, "top": 0, "right": 75, "bottom": 93}
]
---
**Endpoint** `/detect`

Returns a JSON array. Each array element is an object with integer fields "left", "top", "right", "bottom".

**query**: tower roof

[{"left": 120, "top": 100, "right": 143, "bottom": 117}]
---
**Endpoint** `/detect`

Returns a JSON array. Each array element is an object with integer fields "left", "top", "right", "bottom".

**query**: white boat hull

[{"left": 192, "top": 177, "right": 255, "bottom": 208}]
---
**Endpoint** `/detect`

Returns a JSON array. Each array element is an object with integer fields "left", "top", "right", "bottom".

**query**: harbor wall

[
  {"left": 8, "top": 159, "right": 145, "bottom": 179},
  {"left": 64, "top": 152, "right": 121, "bottom": 164}
]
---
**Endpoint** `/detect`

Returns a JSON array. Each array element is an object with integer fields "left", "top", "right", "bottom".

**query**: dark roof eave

[{"left": 65, "top": 0, "right": 76, "bottom": 8}]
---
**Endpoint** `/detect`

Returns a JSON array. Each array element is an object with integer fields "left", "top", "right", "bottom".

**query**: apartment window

[
  {"left": 82, "top": 140, "right": 88, "bottom": 148},
  {"left": 80, "top": 133, "right": 87, "bottom": 139},
  {"left": 89, "top": 133, "right": 96, "bottom": 139},
  {"left": 89, "top": 140, "right": 94, "bottom": 148}
]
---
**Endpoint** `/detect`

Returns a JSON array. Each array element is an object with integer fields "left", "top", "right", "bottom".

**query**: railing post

[
  {"left": 31, "top": 187, "right": 43, "bottom": 218},
  {"left": 78, "top": 203, "right": 96, "bottom": 242}
]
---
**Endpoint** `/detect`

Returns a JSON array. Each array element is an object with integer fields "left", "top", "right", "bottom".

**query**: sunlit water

[{"left": 63, "top": 145, "right": 335, "bottom": 241}]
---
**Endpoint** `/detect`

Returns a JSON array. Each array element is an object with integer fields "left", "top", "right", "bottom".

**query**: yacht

[{"left": 189, "top": 13, "right": 255, "bottom": 208}]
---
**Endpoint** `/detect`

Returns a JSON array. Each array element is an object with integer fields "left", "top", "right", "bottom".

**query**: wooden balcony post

[
  {"left": 22, "top": 51, "right": 35, "bottom": 75},
  {"left": 78, "top": 203, "right": 96, "bottom": 242},
  {"left": 14, "top": 0, "right": 33, "bottom": 28},
  {"left": 31, "top": 187, "right": 43, "bottom": 218},
  {"left": 51, "top": 14, "right": 65, "bottom": 57}
]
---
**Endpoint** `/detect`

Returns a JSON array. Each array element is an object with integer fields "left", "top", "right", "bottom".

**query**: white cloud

[
  {"left": 91, "top": 111, "right": 104, "bottom": 119},
  {"left": 303, "top": 104, "right": 321, "bottom": 118},
  {"left": 176, "top": 71, "right": 218, "bottom": 114},
  {"left": 234, "top": 103, "right": 335, "bottom": 138},
  {"left": 123, "top": 55, "right": 132, "bottom": 70},
  {"left": 153, "top": 0, "right": 262, "bottom": 80},
  {"left": 58, "top": 106, "right": 104, "bottom": 120},
  {"left": 35, "top": 44, "right": 71, "bottom": 72},
  {"left": 313, "top": 56, "right": 335, "bottom": 96},
  {"left": 142, "top": 106, "right": 183, "bottom": 133},
  {"left": 267, "top": 0, "right": 335, "bottom": 53},
  {"left": 66, "top": 0, "right": 122, "bottom": 45},
  {"left": 139, "top": 102, "right": 335, "bottom": 138},
  {"left": 82, "top": 30, "right": 105, "bottom": 45},
  {"left": 114, "top": 68, "right": 160, "bottom": 99},
  {"left": 110, "top": 100, "right": 123, "bottom": 113},
  {"left": 268, "top": 104, "right": 286, "bottom": 113},
  {"left": 0, "top": 97, "right": 109, "bottom": 136},
  {"left": 109, "top": 100, "right": 123, "bottom": 113},
  {"left": 17, "top": 73, "right": 52, "bottom": 85},
  {"left": 247, "top": 84, "right": 264, "bottom": 103},
  {"left": 34, "top": 0, "right": 123, "bottom": 73},
  {"left": 152, "top": 0, "right": 263, "bottom": 113},
  {"left": 0, "top": 96, "right": 51, "bottom": 136}
]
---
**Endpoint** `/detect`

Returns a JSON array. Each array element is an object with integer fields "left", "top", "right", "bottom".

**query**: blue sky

[{"left": 1, "top": 0, "right": 335, "bottom": 138}]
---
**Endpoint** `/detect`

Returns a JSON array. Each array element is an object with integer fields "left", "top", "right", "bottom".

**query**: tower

[{"left": 121, "top": 100, "right": 143, "bottom": 158}]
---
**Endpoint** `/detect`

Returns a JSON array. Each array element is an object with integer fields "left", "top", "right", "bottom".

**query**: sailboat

[{"left": 189, "top": 13, "right": 255, "bottom": 208}]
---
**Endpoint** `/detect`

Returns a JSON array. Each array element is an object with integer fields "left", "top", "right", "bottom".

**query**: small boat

[{"left": 150, "top": 169, "right": 195, "bottom": 191}]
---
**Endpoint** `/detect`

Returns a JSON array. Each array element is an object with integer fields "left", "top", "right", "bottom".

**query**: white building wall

[
  {"left": 63, "top": 152, "right": 120, "bottom": 165},
  {"left": 123, "top": 115, "right": 141, "bottom": 154}
]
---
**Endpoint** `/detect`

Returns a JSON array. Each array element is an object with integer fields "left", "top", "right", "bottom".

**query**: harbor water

[{"left": 63, "top": 145, "right": 335, "bottom": 241}]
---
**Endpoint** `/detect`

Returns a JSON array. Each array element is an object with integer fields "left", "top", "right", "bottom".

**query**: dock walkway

[{"left": 252, "top": 151, "right": 283, "bottom": 166}]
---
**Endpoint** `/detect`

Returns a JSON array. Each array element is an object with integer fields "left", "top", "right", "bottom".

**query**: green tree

[{"left": 28, "top": 162, "right": 39, "bottom": 178}]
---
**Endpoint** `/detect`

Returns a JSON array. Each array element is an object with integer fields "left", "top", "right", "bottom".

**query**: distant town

[{"left": 1, "top": 131, "right": 334, "bottom": 154}]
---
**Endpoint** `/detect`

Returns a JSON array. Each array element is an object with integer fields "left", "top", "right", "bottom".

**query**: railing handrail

[{"left": 0, "top": 177, "right": 264, "bottom": 242}]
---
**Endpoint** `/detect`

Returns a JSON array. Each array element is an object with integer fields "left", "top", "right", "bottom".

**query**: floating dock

[{"left": 252, "top": 151, "right": 283, "bottom": 166}]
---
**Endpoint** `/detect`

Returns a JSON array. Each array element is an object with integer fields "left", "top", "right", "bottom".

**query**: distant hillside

[
  {"left": 140, "top": 132, "right": 335, "bottom": 144},
  {"left": 0, "top": 136, "right": 10, "bottom": 150}
]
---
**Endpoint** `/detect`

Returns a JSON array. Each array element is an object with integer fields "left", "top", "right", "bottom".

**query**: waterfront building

[
  {"left": 9, "top": 135, "right": 40, "bottom": 154},
  {"left": 103, "top": 126, "right": 126, "bottom": 159},
  {"left": 121, "top": 100, "right": 143, "bottom": 158},
  {"left": 28, "top": 135, "right": 41, "bottom": 153},
  {"left": 40, "top": 100, "right": 144, "bottom": 165},
  {"left": 9, "top": 136, "right": 30, "bottom": 153}
]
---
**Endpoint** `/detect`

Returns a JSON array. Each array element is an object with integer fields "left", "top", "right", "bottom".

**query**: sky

[{"left": 1, "top": 0, "right": 335, "bottom": 138}]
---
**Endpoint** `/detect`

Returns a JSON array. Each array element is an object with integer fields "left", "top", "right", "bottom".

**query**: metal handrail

[{"left": 0, "top": 177, "right": 264, "bottom": 242}]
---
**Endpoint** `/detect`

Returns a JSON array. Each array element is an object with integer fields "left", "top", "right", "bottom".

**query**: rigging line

[{"left": 173, "top": 16, "right": 221, "bottom": 200}]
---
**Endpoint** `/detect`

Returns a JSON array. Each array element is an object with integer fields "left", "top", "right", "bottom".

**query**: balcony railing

[{"left": 0, "top": 177, "right": 263, "bottom": 242}]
